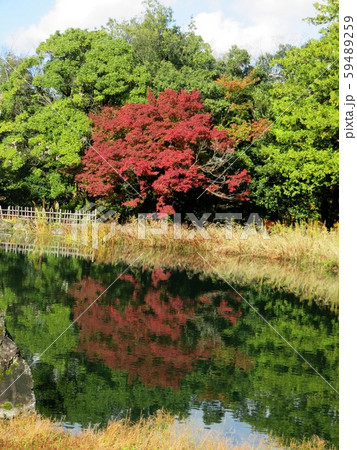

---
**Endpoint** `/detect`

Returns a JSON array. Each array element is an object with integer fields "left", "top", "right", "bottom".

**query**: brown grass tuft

[{"left": 0, "top": 412, "right": 263, "bottom": 449}]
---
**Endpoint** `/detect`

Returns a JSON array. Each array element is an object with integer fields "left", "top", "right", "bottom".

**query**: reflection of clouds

[
  {"left": 31, "top": 353, "right": 41, "bottom": 365},
  {"left": 174, "top": 406, "right": 267, "bottom": 446}
]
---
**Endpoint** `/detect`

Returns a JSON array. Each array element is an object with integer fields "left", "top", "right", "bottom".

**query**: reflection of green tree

[
  {"left": 5, "top": 305, "right": 77, "bottom": 369},
  {"left": 32, "top": 355, "right": 194, "bottom": 425},
  {"left": 0, "top": 252, "right": 81, "bottom": 366},
  {"left": 0, "top": 251, "right": 338, "bottom": 445},
  {"left": 185, "top": 286, "right": 338, "bottom": 444},
  {"left": 0, "top": 252, "right": 85, "bottom": 309}
]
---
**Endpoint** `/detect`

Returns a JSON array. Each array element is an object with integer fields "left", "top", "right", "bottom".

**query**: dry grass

[
  {"left": 90, "top": 219, "right": 339, "bottom": 273},
  {"left": 0, "top": 413, "right": 331, "bottom": 450},
  {"left": 0, "top": 412, "right": 261, "bottom": 450},
  {"left": 3, "top": 218, "right": 339, "bottom": 270},
  {"left": 281, "top": 435, "right": 334, "bottom": 449}
]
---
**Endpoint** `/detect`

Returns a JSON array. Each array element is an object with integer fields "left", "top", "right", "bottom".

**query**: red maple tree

[{"left": 76, "top": 89, "right": 251, "bottom": 213}]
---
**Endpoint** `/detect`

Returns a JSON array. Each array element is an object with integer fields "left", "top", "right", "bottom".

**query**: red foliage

[
  {"left": 76, "top": 89, "right": 251, "bottom": 211},
  {"left": 69, "top": 269, "right": 242, "bottom": 389}
]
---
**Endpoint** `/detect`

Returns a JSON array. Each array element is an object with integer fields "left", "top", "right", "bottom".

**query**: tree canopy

[
  {"left": 250, "top": 0, "right": 339, "bottom": 224},
  {"left": 0, "top": 0, "right": 339, "bottom": 224},
  {"left": 77, "top": 89, "right": 251, "bottom": 213}
]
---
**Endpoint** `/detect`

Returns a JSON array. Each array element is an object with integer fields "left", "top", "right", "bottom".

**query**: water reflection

[
  {"left": 70, "top": 270, "right": 243, "bottom": 389},
  {"left": 0, "top": 250, "right": 338, "bottom": 445}
]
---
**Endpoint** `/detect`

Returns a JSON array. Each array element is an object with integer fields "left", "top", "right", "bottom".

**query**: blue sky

[
  {"left": 0, "top": 0, "right": 55, "bottom": 44},
  {"left": 0, "top": 0, "right": 320, "bottom": 57}
]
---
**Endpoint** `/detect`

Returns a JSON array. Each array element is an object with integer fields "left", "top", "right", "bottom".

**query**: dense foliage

[
  {"left": 0, "top": 0, "right": 339, "bottom": 223},
  {"left": 250, "top": 0, "right": 339, "bottom": 224},
  {"left": 77, "top": 89, "right": 251, "bottom": 213}
]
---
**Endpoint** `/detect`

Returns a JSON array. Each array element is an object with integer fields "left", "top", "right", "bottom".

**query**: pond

[{"left": 0, "top": 249, "right": 338, "bottom": 446}]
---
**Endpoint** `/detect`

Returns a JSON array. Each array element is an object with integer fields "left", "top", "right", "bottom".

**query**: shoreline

[
  {"left": 0, "top": 413, "right": 331, "bottom": 449},
  {"left": 0, "top": 219, "right": 339, "bottom": 307},
  {"left": 0, "top": 218, "right": 339, "bottom": 269},
  {"left": 0, "top": 221, "right": 338, "bottom": 310}
]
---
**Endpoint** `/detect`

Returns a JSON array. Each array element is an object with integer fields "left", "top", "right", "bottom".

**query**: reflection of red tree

[
  {"left": 216, "top": 300, "right": 242, "bottom": 324},
  {"left": 70, "top": 269, "right": 242, "bottom": 389},
  {"left": 151, "top": 267, "right": 171, "bottom": 288}
]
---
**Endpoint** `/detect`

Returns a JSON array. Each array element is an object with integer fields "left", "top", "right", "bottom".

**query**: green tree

[
  {"left": 223, "top": 45, "right": 251, "bottom": 78},
  {"left": 0, "top": 29, "right": 149, "bottom": 206},
  {"left": 0, "top": 52, "right": 24, "bottom": 86},
  {"left": 250, "top": 0, "right": 339, "bottom": 224},
  {"left": 107, "top": 1, "right": 221, "bottom": 100},
  {"left": 34, "top": 28, "right": 149, "bottom": 109},
  {"left": 108, "top": 1, "right": 216, "bottom": 75},
  {"left": 0, "top": 99, "right": 90, "bottom": 204}
]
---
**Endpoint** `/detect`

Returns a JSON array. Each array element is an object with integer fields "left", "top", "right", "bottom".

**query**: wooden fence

[{"left": 0, "top": 206, "right": 97, "bottom": 224}]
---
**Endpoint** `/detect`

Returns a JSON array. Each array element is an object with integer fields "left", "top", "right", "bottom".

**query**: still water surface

[{"left": 0, "top": 250, "right": 338, "bottom": 445}]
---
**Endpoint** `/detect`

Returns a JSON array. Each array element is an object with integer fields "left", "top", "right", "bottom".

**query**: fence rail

[
  {"left": 0, "top": 206, "right": 97, "bottom": 224},
  {"left": 0, "top": 241, "right": 94, "bottom": 260}
]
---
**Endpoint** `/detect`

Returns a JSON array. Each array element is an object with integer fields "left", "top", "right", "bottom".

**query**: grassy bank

[
  {"left": 0, "top": 219, "right": 339, "bottom": 306},
  {"left": 87, "top": 220, "right": 338, "bottom": 307},
  {"left": 0, "top": 413, "right": 330, "bottom": 449},
  {"left": 110, "top": 220, "right": 338, "bottom": 272},
  {"left": 4, "top": 218, "right": 338, "bottom": 270}
]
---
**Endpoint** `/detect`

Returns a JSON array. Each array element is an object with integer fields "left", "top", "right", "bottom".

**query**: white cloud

[
  {"left": 194, "top": 0, "right": 320, "bottom": 57},
  {"left": 5, "top": 0, "right": 174, "bottom": 55},
  {"left": 4, "top": 0, "right": 319, "bottom": 57}
]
